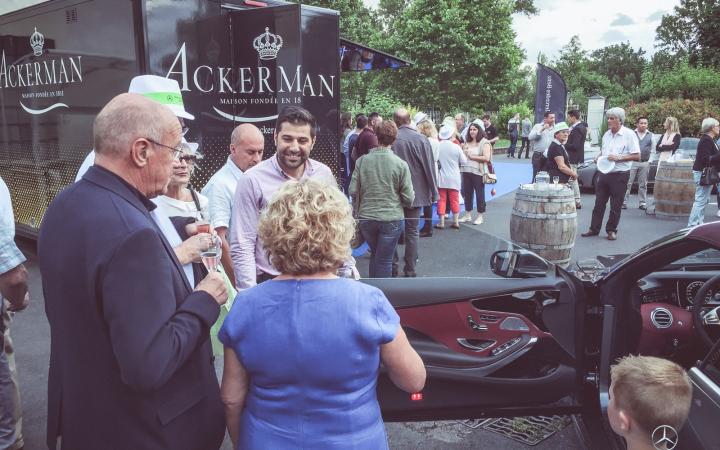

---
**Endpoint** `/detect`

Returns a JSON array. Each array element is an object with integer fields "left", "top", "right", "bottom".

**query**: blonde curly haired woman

[{"left": 219, "top": 179, "right": 425, "bottom": 450}]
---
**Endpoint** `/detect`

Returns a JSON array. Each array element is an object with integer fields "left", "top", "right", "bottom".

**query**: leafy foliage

[
  {"left": 496, "top": 103, "right": 533, "bottom": 138},
  {"left": 633, "top": 63, "right": 720, "bottom": 103},
  {"left": 655, "top": 0, "right": 720, "bottom": 69},
  {"left": 626, "top": 98, "right": 720, "bottom": 136},
  {"left": 588, "top": 43, "right": 646, "bottom": 92},
  {"left": 550, "top": 36, "right": 627, "bottom": 109},
  {"left": 343, "top": 87, "right": 404, "bottom": 122},
  {"left": 378, "top": 0, "right": 526, "bottom": 112}
]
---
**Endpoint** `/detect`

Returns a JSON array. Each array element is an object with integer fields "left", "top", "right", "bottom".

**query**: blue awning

[{"left": 340, "top": 38, "right": 411, "bottom": 72}]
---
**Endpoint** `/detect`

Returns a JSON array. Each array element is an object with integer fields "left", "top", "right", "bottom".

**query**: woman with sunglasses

[
  {"left": 154, "top": 139, "right": 235, "bottom": 362},
  {"left": 153, "top": 139, "right": 208, "bottom": 220}
]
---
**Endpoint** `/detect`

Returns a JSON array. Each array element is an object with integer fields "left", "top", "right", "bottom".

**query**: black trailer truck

[{"left": 0, "top": 0, "right": 348, "bottom": 238}]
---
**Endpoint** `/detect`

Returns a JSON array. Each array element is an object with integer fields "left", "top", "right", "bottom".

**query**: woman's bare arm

[
  {"left": 555, "top": 155, "right": 576, "bottom": 179},
  {"left": 221, "top": 347, "right": 249, "bottom": 448},
  {"left": 381, "top": 327, "right": 426, "bottom": 393}
]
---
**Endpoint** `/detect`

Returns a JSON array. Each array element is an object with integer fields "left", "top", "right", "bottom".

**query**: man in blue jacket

[{"left": 39, "top": 93, "right": 228, "bottom": 450}]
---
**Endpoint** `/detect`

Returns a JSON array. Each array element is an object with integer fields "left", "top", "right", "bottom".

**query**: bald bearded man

[{"left": 39, "top": 94, "right": 228, "bottom": 450}]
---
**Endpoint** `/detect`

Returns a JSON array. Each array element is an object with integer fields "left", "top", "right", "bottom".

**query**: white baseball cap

[
  {"left": 128, "top": 75, "right": 195, "bottom": 120},
  {"left": 439, "top": 124, "right": 455, "bottom": 140}
]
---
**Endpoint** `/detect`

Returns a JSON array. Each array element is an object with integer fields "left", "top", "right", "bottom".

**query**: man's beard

[{"left": 278, "top": 150, "right": 307, "bottom": 170}]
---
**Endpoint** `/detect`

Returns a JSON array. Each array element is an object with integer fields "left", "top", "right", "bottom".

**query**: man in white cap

[{"left": 75, "top": 75, "right": 209, "bottom": 286}]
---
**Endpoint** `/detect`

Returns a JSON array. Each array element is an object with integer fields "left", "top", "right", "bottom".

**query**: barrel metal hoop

[
  {"left": 515, "top": 194, "right": 575, "bottom": 203},
  {"left": 511, "top": 212, "right": 578, "bottom": 220},
  {"left": 512, "top": 241, "right": 575, "bottom": 250}
]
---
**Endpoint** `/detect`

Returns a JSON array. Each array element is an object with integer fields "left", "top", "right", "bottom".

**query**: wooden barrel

[
  {"left": 510, "top": 184, "right": 577, "bottom": 267},
  {"left": 654, "top": 160, "right": 695, "bottom": 218}
]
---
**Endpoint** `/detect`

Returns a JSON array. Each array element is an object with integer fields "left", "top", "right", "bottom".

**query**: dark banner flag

[{"left": 534, "top": 64, "right": 567, "bottom": 124}]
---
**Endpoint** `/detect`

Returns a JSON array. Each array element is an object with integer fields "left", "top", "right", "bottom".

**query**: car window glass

[
  {"left": 673, "top": 248, "right": 720, "bottom": 266},
  {"left": 429, "top": 230, "right": 515, "bottom": 278}
]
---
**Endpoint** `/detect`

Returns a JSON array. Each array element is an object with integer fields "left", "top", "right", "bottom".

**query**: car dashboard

[
  {"left": 633, "top": 270, "right": 719, "bottom": 360},
  {"left": 639, "top": 270, "right": 720, "bottom": 308}
]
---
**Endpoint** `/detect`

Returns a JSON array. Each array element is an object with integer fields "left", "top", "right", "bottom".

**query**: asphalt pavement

[{"left": 8, "top": 154, "right": 718, "bottom": 449}]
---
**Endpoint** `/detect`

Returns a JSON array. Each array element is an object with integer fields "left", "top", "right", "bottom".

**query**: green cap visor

[{"left": 142, "top": 92, "right": 185, "bottom": 107}]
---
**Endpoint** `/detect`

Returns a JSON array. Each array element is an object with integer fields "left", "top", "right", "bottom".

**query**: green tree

[
  {"left": 378, "top": 0, "right": 410, "bottom": 31},
  {"left": 656, "top": 0, "right": 720, "bottom": 69},
  {"left": 633, "top": 63, "right": 720, "bottom": 103},
  {"left": 380, "top": 0, "right": 526, "bottom": 112},
  {"left": 296, "top": 0, "right": 379, "bottom": 42},
  {"left": 588, "top": 42, "right": 646, "bottom": 92},
  {"left": 550, "top": 36, "right": 628, "bottom": 110}
]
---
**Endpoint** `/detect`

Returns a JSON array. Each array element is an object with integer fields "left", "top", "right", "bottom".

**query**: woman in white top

[
  {"left": 154, "top": 140, "right": 209, "bottom": 220},
  {"left": 434, "top": 124, "right": 467, "bottom": 229},
  {"left": 656, "top": 116, "right": 681, "bottom": 163},
  {"left": 460, "top": 123, "right": 493, "bottom": 225}
]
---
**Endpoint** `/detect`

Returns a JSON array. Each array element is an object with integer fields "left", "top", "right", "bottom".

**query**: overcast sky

[{"left": 4, "top": 0, "right": 680, "bottom": 67}]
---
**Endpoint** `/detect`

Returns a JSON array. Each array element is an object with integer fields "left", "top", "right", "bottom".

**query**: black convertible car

[{"left": 368, "top": 222, "right": 720, "bottom": 449}]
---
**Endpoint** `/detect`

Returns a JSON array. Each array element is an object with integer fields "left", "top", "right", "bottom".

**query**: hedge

[{"left": 625, "top": 98, "right": 720, "bottom": 137}]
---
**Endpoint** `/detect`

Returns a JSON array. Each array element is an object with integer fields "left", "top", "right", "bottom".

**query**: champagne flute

[{"left": 201, "top": 234, "right": 222, "bottom": 273}]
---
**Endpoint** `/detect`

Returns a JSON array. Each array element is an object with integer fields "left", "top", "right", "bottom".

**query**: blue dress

[{"left": 218, "top": 278, "right": 400, "bottom": 449}]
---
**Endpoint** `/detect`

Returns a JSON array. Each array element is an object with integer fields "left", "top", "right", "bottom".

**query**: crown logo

[
  {"left": 253, "top": 27, "right": 283, "bottom": 60},
  {"left": 30, "top": 27, "right": 44, "bottom": 57}
]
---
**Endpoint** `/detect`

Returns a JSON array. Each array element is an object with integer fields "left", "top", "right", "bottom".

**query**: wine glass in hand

[{"left": 201, "top": 234, "right": 222, "bottom": 273}]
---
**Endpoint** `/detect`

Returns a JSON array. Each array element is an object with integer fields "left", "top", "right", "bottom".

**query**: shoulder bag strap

[{"left": 187, "top": 183, "right": 205, "bottom": 220}]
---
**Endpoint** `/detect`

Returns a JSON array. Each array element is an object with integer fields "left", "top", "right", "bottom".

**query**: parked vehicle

[
  {"left": 577, "top": 136, "right": 700, "bottom": 193},
  {"left": 0, "top": 0, "right": 407, "bottom": 238},
  {"left": 369, "top": 222, "right": 720, "bottom": 449}
]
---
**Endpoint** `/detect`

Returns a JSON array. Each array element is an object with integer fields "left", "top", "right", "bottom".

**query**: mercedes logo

[{"left": 652, "top": 425, "right": 678, "bottom": 450}]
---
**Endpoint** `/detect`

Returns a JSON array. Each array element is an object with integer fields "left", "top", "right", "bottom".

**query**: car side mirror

[{"left": 490, "top": 249, "right": 551, "bottom": 278}]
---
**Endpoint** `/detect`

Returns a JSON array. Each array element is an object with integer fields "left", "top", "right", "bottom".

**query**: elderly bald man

[
  {"left": 38, "top": 93, "right": 228, "bottom": 450},
  {"left": 202, "top": 123, "right": 264, "bottom": 285},
  {"left": 392, "top": 107, "right": 439, "bottom": 277}
]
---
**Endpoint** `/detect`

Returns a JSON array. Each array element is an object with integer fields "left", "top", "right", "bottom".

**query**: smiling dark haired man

[{"left": 230, "top": 105, "right": 340, "bottom": 290}]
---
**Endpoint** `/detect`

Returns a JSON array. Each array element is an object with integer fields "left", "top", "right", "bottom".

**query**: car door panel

[
  {"left": 363, "top": 275, "right": 585, "bottom": 420},
  {"left": 677, "top": 367, "right": 720, "bottom": 450}
]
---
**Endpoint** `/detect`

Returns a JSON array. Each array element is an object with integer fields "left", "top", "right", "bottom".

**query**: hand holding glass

[{"left": 201, "top": 234, "right": 222, "bottom": 273}]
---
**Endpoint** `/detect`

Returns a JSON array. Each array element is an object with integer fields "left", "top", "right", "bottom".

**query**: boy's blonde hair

[{"left": 610, "top": 355, "right": 692, "bottom": 434}]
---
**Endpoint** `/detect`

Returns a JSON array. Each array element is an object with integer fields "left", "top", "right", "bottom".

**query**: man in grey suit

[{"left": 391, "top": 108, "right": 439, "bottom": 277}]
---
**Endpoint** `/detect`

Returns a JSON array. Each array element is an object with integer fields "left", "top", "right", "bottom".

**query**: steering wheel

[{"left": 692, "top": 273, "right": 720, "bottom": 348}]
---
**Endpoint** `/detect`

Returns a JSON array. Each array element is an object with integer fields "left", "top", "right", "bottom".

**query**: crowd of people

[
  {"left": 340, "top": 109, "right": 505, "bottom": 276},
  {"left": 0, "top": 72, "right": 712, "bottom": 450},
  {"left": 2, "top": 75, "right": 427, "bottom": 450}
]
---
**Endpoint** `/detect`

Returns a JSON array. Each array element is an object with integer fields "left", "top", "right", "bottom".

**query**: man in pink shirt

[{"left": 230, "top": 106, "right": 337, "bottom": 289}]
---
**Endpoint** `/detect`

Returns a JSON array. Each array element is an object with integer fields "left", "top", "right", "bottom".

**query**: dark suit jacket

[
  {"left": 693, "top": 133, "right": 720, "bottom": 172},
  {"left": 38, "top": 166, "right": 224, "bottom": 450},
  {"left": 566, "top": 122, "right": 587, "bottom": 164},
  {"left": 392, "top": 125, "right": 439, "bottom": 207}
]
